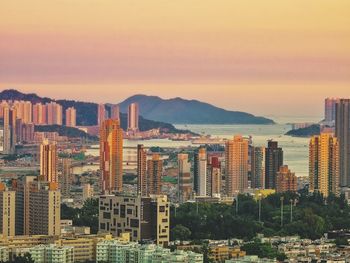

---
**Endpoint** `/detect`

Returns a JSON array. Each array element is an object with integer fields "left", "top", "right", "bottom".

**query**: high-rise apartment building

[
  {"left": 276, "top": 165, "right": 297, "bottom": 193},
  {"left": 65, "top": 107, "right": 76, "bottom": 127},
  {"left": 13, "top": 100, "right": 32, "bottom": 124},
  {"left": 177, "top": 153, "right": 192, "bottom": 202},
  {"left": 40, "top": 139, "right": 58, "bottom": 183},
  {"left": 98, "top": 104, "right": 106, "bottom": 126},
  {"left": 2, "top": 106, "right": 17, "bottom": 154},
  {"left": 13, "top": 175, "right": 36, "bottom": 235},
  {"left": 194, "top": 147, "right": 207, "bottom": 196},
  {"left": 137, "top": 144, "right": 147, "bottom": 196},
  {"left": 325, "top": 98, "right": 340, "bottom": 124},
  {"left": 336, "top": 99, "right": 350, "bottom": 188},
  {"left": 0, "top": 183, "right": 16, "bottom": 237},
  {"left": 146, "top": 154, "right": 163, "bottom": 195},
  {"left": 99, "top": 194, "right": 169, "bottom": 246},
  {"left": 60, "top": 158, "right": 72, "bottom": 198},
  {"left": 100, "top": 119, "right": 123, "bottom": 193},
  {"left": 33, "top": 103, "right": 47, "bottom": 125},
  {"left": 209, "top": 156, "right": 221, "bottom": 197},
  {"left": 225, "top": 135, "right": 249, "bottom": 195},
  {"left": 309, "top": 134, "right": 339, "bottom": 197},
  {"left": 110, "top": 105, "right": 120, "bottom": 120},
  {"left": 46, "top": 102, "right": 63, "bottom": 125},
  {"left": 251, "top": 147, "right": 265, "bottom": 189},
  {"left": 28, "top": 181, "right": 61, "bottom": 236},
  {"left": 265, "top": 141, "right": 283, "bottom": 189},
  {"left": 127, "top": 103, "right": 139, "bottom": 132}
]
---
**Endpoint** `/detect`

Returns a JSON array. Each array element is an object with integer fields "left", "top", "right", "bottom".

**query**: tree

[
  {"left": 171, "top": 224, "right": 191, "bottom": 241},
  {"left": 335, "top": 237, "right": 349, "bottom": 247}
]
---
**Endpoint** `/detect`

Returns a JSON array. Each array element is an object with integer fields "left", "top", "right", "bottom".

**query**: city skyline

[{"left": 1, "top": 1, "right": 350, "bottom": 116}]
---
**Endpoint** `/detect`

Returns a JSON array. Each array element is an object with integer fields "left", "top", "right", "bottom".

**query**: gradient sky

[{"left": 0, "top": 0, "right": 349, "bottom": 117}]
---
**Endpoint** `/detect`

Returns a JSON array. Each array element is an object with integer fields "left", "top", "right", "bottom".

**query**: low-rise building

[{"left": 29, "top": 244, "right": 74, "bottom": 263}]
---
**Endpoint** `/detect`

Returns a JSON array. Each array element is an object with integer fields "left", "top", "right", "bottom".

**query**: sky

[{"left": 0, "top": 0, "right": 349, "bottom": 117}]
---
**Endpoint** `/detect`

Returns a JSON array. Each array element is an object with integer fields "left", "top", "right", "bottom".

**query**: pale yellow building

[
  {"left": 225, "top": 135, "right": 249, "bottom": 195},
  {"left": 0, "top": 183, "right": 16, "bottom": 237}
]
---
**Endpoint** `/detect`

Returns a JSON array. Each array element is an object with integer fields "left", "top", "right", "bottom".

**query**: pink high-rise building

[
  {"left": 325, "top": 98, "right": 340, "bottom": 123},
  {"left": 98, "top": 104, "right": 106, "bottom": 126},
  {"left": 46, "top": 102, "right": 62, "bottom": 125},
  {"left": 128, "top": 103, "right": 139, "bottom": 132},
  {"left": 65, "top": 107, "right": 77, "bottom": 127},
  {"left": 33, "top": 103, "right": 47, "bottom": 125}
]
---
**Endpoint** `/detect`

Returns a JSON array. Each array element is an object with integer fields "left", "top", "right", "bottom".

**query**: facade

[
  {"left": 46, "top": 102, "right": 63, "bottom": 125},
  {"left": 60, "top": 159, "right": 72, "bottom": 198},
  {"left": 276, "top": 165, "right": 297, "bottom": 193},
  {"left": 98, "top": 104, "right": 106, "bottom": 126},
  {"left": 96, "top": 240, "right": 203, "bottom": 263},
  {"left": 251, "top": 147, "right": 265, "bottom": 189},
  {"left": 177, "top": 153, "right": 192, "bottom": 203},
  {"left": 225, "top": 135, "right": 249, "bottom": 195},
  {"left": 33, "top": 103, "right": 47, "bottom": 125},
  {"left": 2, "top": 105, "right": 17, "bottom": 154},
  {"left": 65, "top": 107, "right": 76, "bottom": 127},
  {"left": 209, "top": 156, "right": 221, "bottom": 197},
  {"left": 309, "top": 133, "right": 339, "bottom": 197},
  {"left": 146, "top": 154, "right": 163, "bottom": 195},
  {"left": 336, "top": 99, "right": 350, "bottom": 188},
  {"left": 0, "top": 183, "right": 16, "bottom": 237},
  {"left": 28, "top": 181, "right": 61, "bottom": 236},
  {"left": 99, "top": 194, "right": 169, "bottom": 246},
  {"left": 110, "top": 105, "right": 120, "bottom": 120},
  {"left": 40, "top": 139, "right": 58, "bottom": 183},
  {"left": 325, "top": 98, "right": 339, "bottom": 124},
  {"left": 29, "top": 244, "right": 74, "bottom": 263},
  {"left": 265, "top": 141, "right": 283, "bottom": 190},
  {"left": 137, "top": 144, "right": 147, "bottom": 196},
  {"left": 14, "top": 176, "right": 36, "bottom": 235},
  {"left": 99, "top": 119, "right": 123, "bottom": 193},
  {"left": 194, "top": 147, "right": 207, "bottom": 196},
  {"left": 127, "top": 103, "right": 139, "bottom": 132}
]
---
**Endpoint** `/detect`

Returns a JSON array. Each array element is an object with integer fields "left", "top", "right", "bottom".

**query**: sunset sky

[{"left": 0, "top": 0, "right": 349, "bottom": 117}]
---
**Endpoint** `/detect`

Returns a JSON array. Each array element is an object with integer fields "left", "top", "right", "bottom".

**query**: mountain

[
  {"left": 118, "top": 95, "right": 274, "bottom": 124},
  {"left": 0, "top": 89, "right": 192, "bottom": 134},
  {"left": 285, "top": 124, "right": 320, "bottom": 137}
]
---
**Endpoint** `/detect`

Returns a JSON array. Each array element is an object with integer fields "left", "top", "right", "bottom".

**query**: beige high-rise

[
  {"left": 137, "top": 144, "right": 147, "bottom": 196},
  {"left": 178, "top": 153, "right": 192, "bottom": 202},
  {"left": 60, "top": 158, "right": 72, "bottom": 198},
  {"left": 65, "top": 107, "right": 77, "bottom": 127},
  {"left": 225, "top": 135, "right": 249, "bottom": 195},
  {"left": 146, "top": 154, "right": 163, "bottom": 195},
  {"left": 309, "top": 133, "right": 339, "bottom": 197},
  {"left": 0, "top": 183, "right": 16, "bottom": 237},
  {"left": 40, "top": 139, "right": 58, "bottom": 183}
]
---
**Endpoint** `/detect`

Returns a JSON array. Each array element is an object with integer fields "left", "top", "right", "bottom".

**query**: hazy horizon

[{"left": 1, "top": 1, "right": 349, "bottom": 117}]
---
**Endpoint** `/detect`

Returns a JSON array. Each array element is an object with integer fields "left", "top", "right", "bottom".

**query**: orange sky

[{"left": 0, "top": 0, "right": 349, "bottom": 116}]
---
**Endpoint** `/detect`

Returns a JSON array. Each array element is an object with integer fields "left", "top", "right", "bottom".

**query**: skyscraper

[
  {"left": 309, "top": 133, "right": 339, "bottom": 197},
  {"left": 46, "top": 102, "right": 63, "bottom": 125},
  {"left": 65, "top": 107, "right": 77, "bottom": 127},
  {"left": 251, "top": 147, "right": 265, "bottom": 189},
  {"left": 336, "top": 99, "right": 350, "bottom": 188},
  {"left": 137, "top": 144, "right": 147, "bottom": 196},
  {"left": 40, "top": 139, "right": 58, "bottom": 183},
  {"left": 110, "top": 105, "right": 120, "bottom": 120},
  {"left": 209, "top": 156, "right": 221, "bottom": 197},
  {"left": 33, "top": 103, "right": 47, "bottom": 125},
  {"left": 100, "top": 119, "right": 123, "bottom": 193},
  {"left": 28, "top": 181, "right": 61, "bottom": 236},
  {"left": 276, "top": 165, "right": 297, "bottom": 193},
  {"left": 225, "top": 135, "right": 249, "bottom": 195},
  {"left": 177, "top": 153, "right": 192, "bottom": 202},
  {"left": 0, "top": 183, "right": 16, "bottom": 237},
  {"left": 265, "top": 141, "right": 283, "bottom": 189},
  {"left": 127, "top": 103, "right": 139, "bottom": 132},
  {"left": 146, "top": 154, "right": 163, "bottom": 195},
  {"left": 325, "top": 98, "right": 340, "bottom": 124},
  {"left": 98, "top": 104, "right": 106, "bottom": 126},
  {"left": 194, "top": 147, "right": 207, "bottom": 196},
  {"left": 2, "top": 105, "right": 17, "bottom": 154},
  {"left": 60, "top": 158, "right": 72, "bottom": 198}
]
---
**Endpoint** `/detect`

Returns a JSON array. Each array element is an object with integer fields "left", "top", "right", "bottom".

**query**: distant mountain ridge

[
  {"left": 118, "top": 94, "right": 274, "bottom": 124},
  {"left": 0, "top": 89, "right": 192, "bottom": 134}
]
